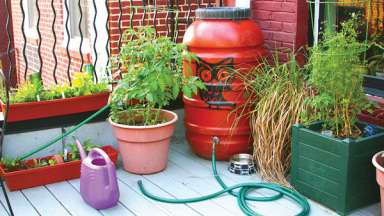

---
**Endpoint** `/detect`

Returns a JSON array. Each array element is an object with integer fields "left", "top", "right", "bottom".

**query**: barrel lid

[{"left": 195, "top": 7, "right": 251, "bottom": 20}]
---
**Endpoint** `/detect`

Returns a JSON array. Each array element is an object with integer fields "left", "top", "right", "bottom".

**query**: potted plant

[
  {"left": 109, "top": 26, "right": 204, "bottom": 174},
  {"left": 0, "top": 72, "right": 110, "bottom": 122},
  {"left": 291, "top": 18, "right": 384, "bottom": 215},
  {"left": 0, "top": 139, "right": 118, "bottom": 191},
  {"left": 367, "top": 33, "right": 384, "bottom": 77}
]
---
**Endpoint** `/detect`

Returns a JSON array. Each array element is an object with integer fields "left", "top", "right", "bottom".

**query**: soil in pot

[{"left": 109, "top": 109, "right": 178, "bottom": 174}]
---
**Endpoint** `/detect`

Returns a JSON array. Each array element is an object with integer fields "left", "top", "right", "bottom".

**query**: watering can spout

[{"left": 76, "top": 140, "right": 87, "bottom": 160}]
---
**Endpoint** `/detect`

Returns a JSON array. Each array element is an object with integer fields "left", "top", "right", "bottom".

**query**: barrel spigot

[{"left": 212, "top": 136, "right": 220, "bottom": 145}]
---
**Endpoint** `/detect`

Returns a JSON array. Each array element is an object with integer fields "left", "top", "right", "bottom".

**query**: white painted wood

[
  {"left": 170, "top": 142, "right": 340, "bottom": 216},
  {"left": 4, "top": 128, "right": 63, "bottom": 159},
  {"left": 70, "top": 178, "right": 170, "bottom": 216},
  {"left": 349, "top": 203, "right": 380, "bottom": 216},
  {"left": 235, "top": 0, "right": 250, "bottom": 8},
  {"left": 142, "top": 161, "right": 236, "bottom": 216},
  {"left": 0, "top": 202, "right": 9, "bottom": 216},
  {"left": 45, "top": 181, "right": 102, "bottom": 216},
  {"left": 21, "top": 186, "right": 70, "bottom": 216},
  {"left": 68, "top": 179, "right": 136, "bottom": 216},
  {"left": 0, "top": 187, "right": 39, "bottom": 216},
  {"left": 87, "top": 0, "right": 110, "bottom": 81},
  {"left": 115, "top": 180, "right": 171, "bottom": 216},
  {"left": 168, "top": 148, "right": 301, "bottom": 216},
  {"left": 63, "top": 121, "right": 118, "bottom": 148},
  {"left": 314, "top": 0, "right": 320, "bottom": 45},
  {"left": 117, "top": 169, "right": 201, "bottom": 216}
]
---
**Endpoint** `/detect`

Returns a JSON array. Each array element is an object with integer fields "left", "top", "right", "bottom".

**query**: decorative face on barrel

[{"left": 196, "top": 58, "right": 235, "bottom": 108}]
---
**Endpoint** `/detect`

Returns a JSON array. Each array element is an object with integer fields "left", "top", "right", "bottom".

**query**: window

[
  {"left": 27, "top": 0, "right": 37, "bottom": 29},
  {"left": 309, "top": 1, "right": 384, "bottom": 44},
  {"left": 309, "top": 1, "right": 384, "bottom": 77},
  {"left": 63, "top": 0, "right": 91, "bottom": 52},
  {"left": 25, "top": 0, "right": 38, "bottom": 37},
  {"left": 68, "top": 0, "right": 90, "bottom": 39}
]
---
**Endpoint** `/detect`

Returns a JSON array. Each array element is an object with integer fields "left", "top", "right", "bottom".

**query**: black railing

[{"left": 6, "top": 0, "right": 215, "bottom": 88}]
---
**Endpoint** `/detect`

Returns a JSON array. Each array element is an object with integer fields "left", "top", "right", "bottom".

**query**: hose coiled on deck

[{"left": 138, "top": 137, "right": 310, "bottom": 216}]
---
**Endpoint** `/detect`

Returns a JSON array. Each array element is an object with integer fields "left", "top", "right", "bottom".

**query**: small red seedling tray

[
  {"left": 1, "top": 92, "right": 109, "bottom": 122},
  {"left": 358, "top": 96, "right": 384, "bottom": 127},
  {"left": 0, "top": 145, "right": 118, "bottom": 191}
]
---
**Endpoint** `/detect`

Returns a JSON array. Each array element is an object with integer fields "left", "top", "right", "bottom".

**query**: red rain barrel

[{"left": 183, "top": 7, "right": 267, "bottom": 160}]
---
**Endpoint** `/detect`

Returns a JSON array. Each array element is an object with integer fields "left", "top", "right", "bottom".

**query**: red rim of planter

[
  {"left": 358, "top": 95, "right": 384, "bottom": 127},
  {"left": 1, "top": 92, "right": 110, "bottom": 122},
  {"left": 358, "top": 111, "right": 384, "bottom": 127},
  {"left": 0, "top": 145, "right": 118, "bottom": 191},
  {"left": 368, "top": 95, "right": 384, "bottom": 107}
]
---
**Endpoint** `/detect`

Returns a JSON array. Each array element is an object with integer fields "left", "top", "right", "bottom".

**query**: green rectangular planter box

[{"left": 291, "top": 122, "right": 384, "bottom": 215}]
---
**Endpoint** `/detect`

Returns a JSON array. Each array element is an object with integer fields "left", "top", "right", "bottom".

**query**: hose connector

[{"left": 212, "top": 136, "right": 220, "bottom": 145}]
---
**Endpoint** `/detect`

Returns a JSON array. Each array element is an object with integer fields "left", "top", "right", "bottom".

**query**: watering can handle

[{"left": 89, "top": 148, "right": 115, "bottom": 188}]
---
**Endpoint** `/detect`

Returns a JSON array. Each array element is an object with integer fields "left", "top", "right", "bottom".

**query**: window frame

[
  {"left": 62, "top": 0, "right": 91, "bottom": 53},
  {"left": 24, "top": 0, "right": 38, "bottom": 38}
]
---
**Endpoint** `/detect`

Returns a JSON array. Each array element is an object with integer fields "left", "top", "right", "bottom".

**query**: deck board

[
  {"left": 0, "top": 188, "right": 39, "bottom": 216},
  {"left": 0, "top": 109, "right": 380, "bottom": 216},
  {"left": 169, "top": 146, "right": 299, "bottom": 215},
  {"left": 141, "top": 162, "right": 234, "bottom": 216},
  {"left": 21, "top": 186, "right": 70, "bottom": 215},
  {"left": 117, "top": 170, "right": 202, "bottom": 216},
  {"left": 68, "top": 179, "right": 136, "bottom": 216},
  {"left": 45, "top": 181, "right": 103, "bottom": 216}
]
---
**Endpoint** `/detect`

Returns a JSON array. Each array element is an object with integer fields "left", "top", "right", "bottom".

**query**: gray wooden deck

[{"left": 0, "top": 110, "right": 380, "bottom": 216}]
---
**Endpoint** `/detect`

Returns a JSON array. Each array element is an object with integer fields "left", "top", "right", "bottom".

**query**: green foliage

[
  {"left": 11, "top": 81, "right": 43, "bottom": 103},
  {"left": 3, "top": 71, "right": 109, "bottom": 104},
  {"left": 38, "top": 158, "right": 49, "bottom": 167},
  {"left": 110, "top": 26, "right": 205, "bottom": 126},
  {"left": 48, "top": 159, "right": 57, "bottom": 166},
  {"left": 1, "top": 158, "right": 25, "bottom": 172},
  {"left": 65, "top": 139, "right": 100, "bottom": 161},
  {"left": 234, "top": 53, "right": 311, "bottom": 185},
  {"left": 367, "top": 35, "right": 384, "bottom": 75},
  {"left": 72, "top": 72, "right": 108, "bottom": 96},
  {"left": 303, "top": 17, "right": 370, "bottom": 137},
  {"left": 244, "top": 54, "right": 306, "bottom": 95}
]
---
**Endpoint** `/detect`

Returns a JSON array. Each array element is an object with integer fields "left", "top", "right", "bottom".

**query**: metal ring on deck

[{"left": 228, "top": 153, "right": 256, "bottom": 175}]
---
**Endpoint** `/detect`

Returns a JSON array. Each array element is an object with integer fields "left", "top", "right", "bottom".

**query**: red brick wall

[
  {"left": 251, "top": 0, "right": 308, "bottom": 58},
  {"left": 107, "top": 0, "right": 213, "bottom": 77}
]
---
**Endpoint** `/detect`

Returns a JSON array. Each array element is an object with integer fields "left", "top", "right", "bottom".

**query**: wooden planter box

[
  {"left": 290, "top": 122, "right": 384, "bottom": 215},
  {"left": 1, "top": 92, "right": 109, "bottom": 123},
  {"left": 0, "top": 145, "right": 118, "bottom": 191}
]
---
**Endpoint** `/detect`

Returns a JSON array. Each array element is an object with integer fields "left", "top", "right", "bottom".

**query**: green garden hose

[
  {"left": 138, "top": 137, "right": 310, "bottom": 216},
  {"left": 19, "top": 104, "right": 110, "bottom": 160}
]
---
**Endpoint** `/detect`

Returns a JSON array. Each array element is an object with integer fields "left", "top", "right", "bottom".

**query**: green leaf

[
  {"left": 146, "top": 93, "right": 154, "bottom": 102},
  {"left": 172, "top": 83, "right": 180, "bottom": 98},
  {"left": 183, "top": 86, "right": 192, "bottom": 98}
]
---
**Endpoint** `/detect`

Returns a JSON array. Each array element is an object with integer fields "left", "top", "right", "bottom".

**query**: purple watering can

[{"left": 76, "top": 140, "right": 119, "bottom": 209}]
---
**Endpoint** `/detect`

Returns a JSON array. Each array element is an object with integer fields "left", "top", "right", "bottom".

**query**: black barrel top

[{"left": 195, "top": 7, "right": 251, "bottom": 20}]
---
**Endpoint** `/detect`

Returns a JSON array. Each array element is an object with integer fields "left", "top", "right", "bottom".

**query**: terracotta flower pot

[
  {"left": 372, "top": 151, "right": 384, "bottom": 216},
  {"left": 109, "top": 109, "right": 178, "bottom": 174}
]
